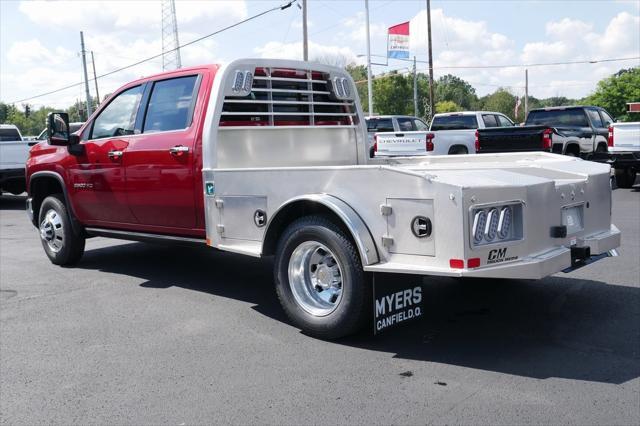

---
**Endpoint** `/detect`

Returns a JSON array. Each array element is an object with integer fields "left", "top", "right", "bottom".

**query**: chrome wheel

[
  {"left": 39, "top": 209, "right": 64, "bottom": 253},
  {"left": 288, "top": 241, "right": 344, "bottom": 316}
]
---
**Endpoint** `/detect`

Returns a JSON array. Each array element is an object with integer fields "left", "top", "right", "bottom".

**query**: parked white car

[
  {"left": 0, "top": 124, "right": 34, "bottom": 195},
  {"left": 371, "top": 111, "right": 515, "bottom": 157}
]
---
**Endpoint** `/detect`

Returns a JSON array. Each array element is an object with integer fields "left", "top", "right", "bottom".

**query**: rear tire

[
  {"left": 615, "top": 168, "right": 637, "bottom": 189},
  {"left": 38, "top": 194, "right": 85, "bottom": 266},
  {"left": 274, "top": 215, "right": 370, "bottom": 339}
]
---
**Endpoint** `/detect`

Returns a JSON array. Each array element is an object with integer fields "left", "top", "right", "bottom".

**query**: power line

[
  {"left": 369, "top": 54, "right": 640, "bottom": 69},
  {"left": 8, "top": 0, "right": 297, "bottom": 105}
]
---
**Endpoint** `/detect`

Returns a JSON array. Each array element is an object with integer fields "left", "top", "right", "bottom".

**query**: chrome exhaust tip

[{"left": 607, "top": 249, "right": 619, "bottom": 257}]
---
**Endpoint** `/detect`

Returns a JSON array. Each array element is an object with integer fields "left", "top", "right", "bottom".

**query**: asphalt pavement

[{"left": 1, "top": 187, "right": 638, "bottom": 425}]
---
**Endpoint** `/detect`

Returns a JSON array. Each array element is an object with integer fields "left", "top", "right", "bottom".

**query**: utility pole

[
  {"left": 524, "top": 69, "right": 529, "bottom": 119},
  {"left": 80, "top": 31, "right": 92, "bottom": 118},
  {"left": 365, "top": 0, "right": 373, "bottom": 116},
  {"left": 302, "top": 0, "right": 308, "bottom": 61},
  {"left": 413, "top": 56, "right": 418, "bottom": 116},
  {"left": 91, "top": 51, "right": 100, "bottom": 107},
  {"left": 426, "top": 0, "right": 434, "bottom": 117}
]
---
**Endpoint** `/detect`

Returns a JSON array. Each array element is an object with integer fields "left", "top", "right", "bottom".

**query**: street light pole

[
  {"left": 302, "top": 0, "right": 308, "bottom": 61},
  {"left": 365, "top": 0, "right": 373, "bottom": 116},
  {"left": 426, "top": 0, "right": 434, "bottom": 118}
]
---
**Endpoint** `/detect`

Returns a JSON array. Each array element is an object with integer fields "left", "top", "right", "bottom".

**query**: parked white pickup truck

[
  {"left": 592, "top": 121, "right": 640, "bottom": 188},
  {"left": 1, "top": 124, "right": 35, "bottom": 195},
  {"left": 372, "top": 111, "right": 514, "bottom": 157}
]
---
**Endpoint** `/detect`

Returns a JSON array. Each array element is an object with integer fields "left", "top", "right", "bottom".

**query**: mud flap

[{"left": 372, "top": 273, "right": 425, "bottom": 335}]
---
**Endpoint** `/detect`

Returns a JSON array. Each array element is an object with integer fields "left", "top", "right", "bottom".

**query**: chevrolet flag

[{"left": 388, "top": 21, "right": 410, "bottom": 59}]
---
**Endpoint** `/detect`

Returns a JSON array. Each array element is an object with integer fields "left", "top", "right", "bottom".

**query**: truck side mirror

[{"left": 47, "top": 112, "right": 70, "bottom": 146}]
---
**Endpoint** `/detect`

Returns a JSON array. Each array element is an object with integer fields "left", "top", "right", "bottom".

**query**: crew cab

[
  {"left": 1, "top": 124, "right": 36, "bottom": 195},
  {"left": 26, "top": 59, "right": 621, "bottom": 339},
  {"left": 477, "top": 106, "right": 612, "bottom": 157},
  {"left": 371, "top": 111, "right": 514, "bottom": 157}
]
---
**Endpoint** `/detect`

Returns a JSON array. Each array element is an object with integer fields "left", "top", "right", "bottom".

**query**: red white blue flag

[{"left": 388, "top": 21, "right": 410, "bottom": 59}]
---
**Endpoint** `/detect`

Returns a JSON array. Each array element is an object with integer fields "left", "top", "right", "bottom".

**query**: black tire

[
  {"left": 274, "top": 215, "right": 370, "bottom": 339},
  {"left": 595, "top": 143, "right": 608, "bottom": 153},
  {"left": 38, "top": 194, "right": 85, "bottom": 266},
  {"left": 615, "top": 168, "right": 637, "bottom": 189}
]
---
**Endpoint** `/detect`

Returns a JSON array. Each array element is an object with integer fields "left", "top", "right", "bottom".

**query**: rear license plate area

[{"left": 561, "top": 204, "right": 584, "bottom": 235}]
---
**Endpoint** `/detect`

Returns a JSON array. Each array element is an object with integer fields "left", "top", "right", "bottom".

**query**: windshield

[
  {"left": 430, "top": 115, "right": 478, "bottom": 131},
  {"left": 526, "top": 109, "right": 589, "bottom": 127}
]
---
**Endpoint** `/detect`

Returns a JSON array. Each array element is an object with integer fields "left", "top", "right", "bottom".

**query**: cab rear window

[
  {"left": 430, "top": 115, "right": 478, "bottom": 131},
  {"left": 0, "top": 128, "right": 21, "bottom": 141},
  {"left": 366, "top": 118, "right": 394, "bottom": 132},
  {"left": 526, "top": 109, "right": 589, "bottom": 127}
]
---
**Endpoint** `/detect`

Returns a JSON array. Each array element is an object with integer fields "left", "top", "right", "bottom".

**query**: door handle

[
  {"left": 169, "top": 145, "right": 189, "bottom": 156},
  {"left": 108, "top": 150, "right": 123, "bottom": 160}
]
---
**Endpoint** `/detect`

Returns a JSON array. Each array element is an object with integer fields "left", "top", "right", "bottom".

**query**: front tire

[
  {"left": 38, "top": 194, "right": 85, "bottom": 266},
  {"left": 274, "top": 215, "right": 370, "bottom": 339}
]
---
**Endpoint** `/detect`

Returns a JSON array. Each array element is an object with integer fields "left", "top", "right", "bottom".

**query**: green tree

[
  {"left": 347, "top": 64, "right": 370, "bottom": 113},
  {"left": 434, "top": 74, "right": 478, "bottom": 110},
  {"left": 480, "top": 89, "right": 517, "bottom": 120},
  {"left": 372, "top": 72, "right": 413, "bottom": 116},
  {"left": 435, "top": 100, "right": 462, "bottom": 113},
  {"left": 542, "top": 96, "right": 577, "bottom": 107},
  {"left": 586, "top": 67, "right": 640, "bottom": 121}
]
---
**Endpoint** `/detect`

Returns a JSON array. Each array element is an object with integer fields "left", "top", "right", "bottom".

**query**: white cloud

[
  {"left": 3, "top": 1, "right": 639, "bottom": 108},
  {"left": 401, "top": 8, "right": 640, "bottom": 98},
  {"left": 18, "top": 1, "right": 247, "bottom": 34},
  {"left": 546, "top": 18, "right": 593, "bottom": 39},
  {"left": 254, "top": 41, "right": 357, "bottom": 67},
  {"left": 7, "top": 39, "right": 75, "bottom": 66}
]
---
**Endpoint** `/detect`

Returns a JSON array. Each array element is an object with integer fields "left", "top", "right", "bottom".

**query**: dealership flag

[
  {"left": 515, "top": 97, "right": 522, "bottom": 117},
  {"left": 388, "top": 21, "right": 410, "bottom": 59}
]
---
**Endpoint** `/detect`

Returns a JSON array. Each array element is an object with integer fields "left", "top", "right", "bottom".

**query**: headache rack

[{"left": 220, "top": 67, "right": 357, "bottom": 127}]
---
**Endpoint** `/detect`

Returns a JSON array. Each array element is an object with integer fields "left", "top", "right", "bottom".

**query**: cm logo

[{"left": 488, "top": 247, "right": 507, "bottom": 261}]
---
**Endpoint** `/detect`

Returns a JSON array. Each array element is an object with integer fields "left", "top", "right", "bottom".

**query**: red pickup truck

[{"left": 26, "top": 59, "right": 621, "bottom": 339}]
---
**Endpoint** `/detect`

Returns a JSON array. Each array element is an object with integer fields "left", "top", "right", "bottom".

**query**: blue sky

[{"left": 1, "top": 0, "right": 639, "bottom": 109}]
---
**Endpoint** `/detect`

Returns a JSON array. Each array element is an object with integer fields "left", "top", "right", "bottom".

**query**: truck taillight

[
  {"left": 608, "top": 126, "right": 614, "bottom": 147},
  {"left": 542, "top": 128, "right": 553, "bottom": 150},
  {"left": 474, "top": 130, "right": 479, "bottom": 152},
  {"left": 373, "top": 134, "right": 378, "bottom": 153},
  {"left": 426, "top": 133, "right": 434, "bottom": 151}
]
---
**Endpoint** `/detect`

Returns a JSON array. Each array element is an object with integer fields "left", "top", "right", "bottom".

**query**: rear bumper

[
  {"left": 365, "top": 225, "right": 621, "bottom": 279},
  {"left": 590, "top": 151, "right": 640, "bottom": 169}
]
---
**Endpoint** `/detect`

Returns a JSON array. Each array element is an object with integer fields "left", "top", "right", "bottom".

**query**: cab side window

[
  {"left": 482, "top": 114, "right": 499, "bottom": 128},
  {"left": 396, "top": 117, "right": 416, "bottom": 132},
  {"left": 497, "top": 115, "right": 514, "bottom": 127},
  {"left": 143, "top": 76, "right": 198, "bottom": 133},
  {"left": 413, "top": 119, "right": 429, "bottom": 131},
  {"left": 586, "top": 109, "right": 604, "bottom": 128},
  {"left": 91, "top": 85, "right": 143, "bottom": 139},
  {"left": 599, "top": 110, "right": 614, "bottom": 127}
]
